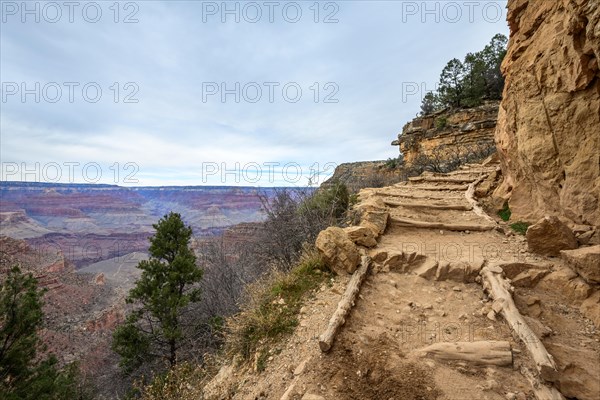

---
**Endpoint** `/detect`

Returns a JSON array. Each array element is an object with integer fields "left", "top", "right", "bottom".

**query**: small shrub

[
  {"left": 435, "top": 117, "right": 448, "bottom": 130},
  {"left": 225, "top": 247, "right": 331, "bottom": 361},
  {"left": 300, "top": 180, "right": 349, "bottom": 221},
  {"left": 134, "top": 362, "right": 206, "bottom": 400},
  {"left": 384, "top": 157, "right": 401, "bottom": 170},
  {"left": 255, "top": 351, "right": 268, "bottom": 373},
  {"left": 498, "top": 202, "right": 511, "bottom": 221},
  {"left": 510, "top": 222, "right": 529, "bottom": 235}
]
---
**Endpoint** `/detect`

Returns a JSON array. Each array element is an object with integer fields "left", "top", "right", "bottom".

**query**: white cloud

[{"left": 1, "top": 1, "right": 509, "bottom": 186}]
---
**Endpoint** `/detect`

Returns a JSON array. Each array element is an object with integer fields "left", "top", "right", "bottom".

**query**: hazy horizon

[{"left": 1, "top": 1, "right": 509, "bottom": 186}]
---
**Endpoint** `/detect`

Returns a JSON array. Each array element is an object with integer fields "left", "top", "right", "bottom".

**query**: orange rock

[
  {"left": 315, "top": 227, "right": 360, "bottom": 275},
  {"left": 493, "top": 0, "right": 600, "bottom": 226}
]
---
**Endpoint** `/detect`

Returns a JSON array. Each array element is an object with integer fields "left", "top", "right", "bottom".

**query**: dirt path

[{"left": 204, "top": 163, "right": 599, "bottom": 400}]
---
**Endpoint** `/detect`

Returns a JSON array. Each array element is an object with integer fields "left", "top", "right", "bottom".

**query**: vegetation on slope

[
  {"left": 112, "top": 181, "right": 351, "bottom": 398},
  {"left": 421, "top": 33, "right": 508, "bottom": 114},
  {"left": 225, "top": 246, "right": 330, "bottom": 363},
  {"left": 112, "top": 212, "right": 204, "bottom": 374},
  {"left": 0, "top": 266, "right": 89, "bottom": 399}
]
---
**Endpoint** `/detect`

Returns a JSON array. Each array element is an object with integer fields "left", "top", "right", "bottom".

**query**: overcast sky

[{"left": 1, "top": 1, "right": 509, "bottom": 186}]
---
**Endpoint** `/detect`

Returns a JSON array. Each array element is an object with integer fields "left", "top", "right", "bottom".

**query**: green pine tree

[
  {"left": 112, "top": 212, "right": 203, "bottom": 373},
  {"left": 0, "top": 266, "right": 83, "bottom": 399},
  {"left": 425, "top": 33, "right": 507, "bottom": 110},
  {"left": 437, "top": 58, "right": 466, "bottom": 108},
  {"left": 481, "top": 33, "right": 508, "bottom": 100},
  {"left": 461, "top": 52, "right": 487, "bottom": 107},
  {"left": 420, "top": 91, "right": 442, "bottom": 115}
]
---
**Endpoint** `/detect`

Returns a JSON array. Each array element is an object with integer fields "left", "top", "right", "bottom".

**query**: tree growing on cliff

[
  {"left": 0, "top": 266, "right": 82, "bottom": 399},
  {"left": 420, "top": 91, "right": 442, "bottom": 115},
  {"left": 437, "top": 58, "right": 466, "bottom": 108},
  {"left": 461, "top": 52, "right": 488, "bottom": 107},
  {"left": 112, "top": 212, "right": 203, "bottom": 373},
  {"left": 480, "top": 33, "right": 508, "bottom": 100},
  {"left": 422, "top": 33, "right": 508, "bottom": 112}
]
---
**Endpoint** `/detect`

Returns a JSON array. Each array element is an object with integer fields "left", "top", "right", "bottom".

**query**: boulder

[
  {"left": 560, "top": 245, "right": 600, "bottom": 284},
  {"left": 511, "top": 269, "right": 550, "bottom": 288},
  {"left": 354, "top": 191, "right": 386, "bottom": 213},
  {"left": 577, "top": 229, "right": 596, "bottom": 245},
  {"left": 526, "top": 216, "right": 577, "bottom": 256},
  {"left": 383, "top": 252, "right": 405, "bottom": 272},
  {"left": 413, "top": 258, "right": 438, "bottom": 280},
  {"left": 344, "top": 226, "right": 377, "bottom": 248},
  {"left": 436, "top": 260, "right": 484, "bottom": 283},
  {"left": 537, "top": 267, "right": 592, "bottom": 303},
  {"left": 493, "top": 261, "right": 553, "bottom": 280},
  {"left": 546, "top": 342, "right": 600, "bottom": 400},
  {"left": 315, "top": 227, "right": 360, "bottom": 275},
  {"left": 360, "top": 210, "right": 389, "bottom": 237}
]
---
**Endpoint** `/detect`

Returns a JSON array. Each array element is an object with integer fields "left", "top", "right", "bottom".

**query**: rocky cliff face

[
  {"left": 323, "top": 161, "right": 403, "bottom": 192},
  {"left": 494, "top": 0, "right": 600, "bottom": 225},
  {"left": 393, "top": 101, "right": 499, "bottom": 164}
]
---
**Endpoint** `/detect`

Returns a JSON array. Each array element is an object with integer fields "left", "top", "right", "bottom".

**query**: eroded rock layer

[
  {"left": 393, "top": 102, "right": 499, "bottom": 165},
  {"left": 494, "top": 0, "right": 600, "bottom": 225}
]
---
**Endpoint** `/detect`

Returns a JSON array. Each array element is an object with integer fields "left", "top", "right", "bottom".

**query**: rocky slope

[
  {"left": 323, "top": 161, "right": 403, "bottom": 193},
  {"left": 392, "top": 101, "right": 499, "bottom": 165},
  {"left": 0, "top": 236, "right": 124, "bottom": 397},
  {"left": 203, "top": 162, "right": 600, "bottom": 400},
  {"left": 493, "top": 0, "right": 600, "bottom": 226}
]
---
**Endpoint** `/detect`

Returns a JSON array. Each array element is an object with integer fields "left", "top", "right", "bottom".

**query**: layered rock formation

[
  {"left": 0, "top": 182, "right": 280, "bottom": 268},
  {"left": 392, "top": 101, "right": 499, "bottom": 164},
  {"left": 323, "top": 161, "right": 403, "bottom": 193},
  {"left": 0, "top": 236, "right": 124, "bottom": 396},
  {"left": 494, "top": 0, "right": 600, "bottom": 225}
]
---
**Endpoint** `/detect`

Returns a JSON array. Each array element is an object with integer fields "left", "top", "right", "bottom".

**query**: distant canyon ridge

[{"left": 0, "top": 182, "right": 278, "bottom": 268}]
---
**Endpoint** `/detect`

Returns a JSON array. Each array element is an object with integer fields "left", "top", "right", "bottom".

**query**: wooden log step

[
  {"left": 319, "top": 255, "right": 371, "bottom": 352},
  {"left": 412, "top": 341, "right": 513, "bottom": 366},
  {"left": 375, "top": 191, "right": 464, "bottom": 200},
  {"left": 481, "top": 266, "right": 559, "bottom": 382},
  {"left": 390, "top": 217, "right": 496, "bottom": 231},
  {"left": 384, "top": 200, "right": 472, "bottom": 211},
  {"left": 408, "top": 176, "right": 479, "bottom": 184},
  {"left": 520, "top": 367, "right": 565, "bottom": 400},
  {"left": 466, "top": 176, "right": 497, "bottom": 224},
  {"left": 405, "top": 184, "right": 469, "bottom": 191}
]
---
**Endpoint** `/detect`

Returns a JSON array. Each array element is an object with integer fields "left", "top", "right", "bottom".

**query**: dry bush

[
  {"left": 254, "top": 183, "right": 349, "bottom": 271},
  {"left": 131, "top": 185, "right": 349, "bottom": 397},
  {"left": 133, "top": 362, "right": 208, "bottom": 400},
  {"left": 223, "top": 246, "right": 330, "bottom": 362},
  {"left": 406, "top": 142, "right": 496, "bottom": 175}
]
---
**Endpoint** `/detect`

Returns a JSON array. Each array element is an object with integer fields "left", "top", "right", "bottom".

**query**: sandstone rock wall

[
  {"left": 392, "top": 101, "right": 499, "bottom": 164},
  {"left": 494, "top": 0, "right": 600, "bottom": 225}
]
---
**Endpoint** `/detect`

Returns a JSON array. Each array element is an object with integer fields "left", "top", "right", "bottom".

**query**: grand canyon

[
  {"left": 0, "top": 182, "right": 283, "bottom": 396},
  {"left": 2, "top": 0, "right": 599, "bottom": 399}
]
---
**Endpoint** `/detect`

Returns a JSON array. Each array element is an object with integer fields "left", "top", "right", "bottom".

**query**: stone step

[
  {"left": 384, "top": 199, "right": 472, "bottom": 211},
  {"left": 390, "top": 216, "right": 496, "bottom": 231},
  {"left": 404, "top": 184, "right": 469, "bottom": 191},
  {"left": 375, "top": 191, "right": 465, "bottom": 200},
  {"left": 408, "top": 176, "right": 479, "bottom": 184}
]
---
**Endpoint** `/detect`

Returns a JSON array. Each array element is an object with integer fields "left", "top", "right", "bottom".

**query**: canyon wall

[
  {"left": 494, "top": 0, "right": 600, "bottom": 225},
  {"left": 392, "top": 101, "right": 499, "bottom": 164},
  {"left": 324, "top": 161, "right": 403, "bottom": 192}
]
